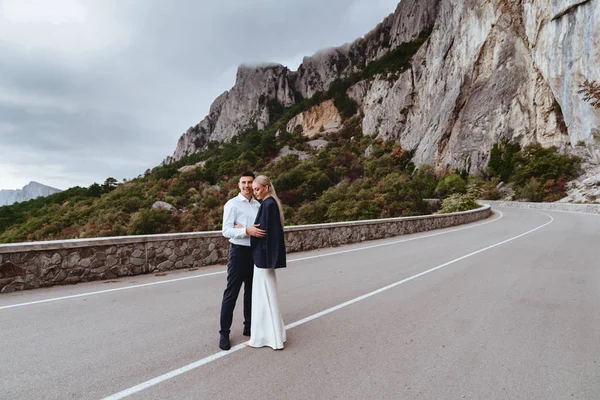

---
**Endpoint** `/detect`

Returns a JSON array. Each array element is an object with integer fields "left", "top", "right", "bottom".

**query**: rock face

[
  {"left": 165, "top": 0, "right": 600, "bottom": 177},
  {"left": 399, "top": 0, "right": 599, "bottom": 172},
  {"left": 286, "top": 100, "right": 342, "bottom": 138},
  {"left": 0, "top": 182, "right": 62, "bottom": 206},
  {"left": 164, "top": 64, "right": 296, "bottom": 164}
]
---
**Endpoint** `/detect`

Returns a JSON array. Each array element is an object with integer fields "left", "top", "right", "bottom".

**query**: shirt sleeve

[{"left": 222, "top": 201, "right": 248, "bottom": 239}]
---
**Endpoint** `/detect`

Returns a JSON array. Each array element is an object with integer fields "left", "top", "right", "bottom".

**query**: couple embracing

[{"left": 219, "top": 172, "right": 286, "bottom": 351}]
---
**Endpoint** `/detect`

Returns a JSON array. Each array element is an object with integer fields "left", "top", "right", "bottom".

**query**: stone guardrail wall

[
  {"left": 0, "top": 205, "right": 492, "bottom": 293},
  {"left": 482, "top": 200, "right": 600, "bottom": 215}
]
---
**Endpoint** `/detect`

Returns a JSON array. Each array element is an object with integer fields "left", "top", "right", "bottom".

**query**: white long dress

[{"left": 247, "top": 266, "right": 286, "bottom": 349}]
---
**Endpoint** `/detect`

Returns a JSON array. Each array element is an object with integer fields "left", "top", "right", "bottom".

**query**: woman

[{"left": 246, "top": 175, "right": 287, "bottom": 350}]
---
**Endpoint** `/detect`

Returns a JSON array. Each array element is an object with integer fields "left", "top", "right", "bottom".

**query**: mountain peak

[{"left": 0, "top": 182, "right": 62, "bottom": 206}]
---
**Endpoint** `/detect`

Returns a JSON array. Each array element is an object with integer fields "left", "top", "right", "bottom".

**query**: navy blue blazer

[{"left": 251, "top": 197, "right": 286, "bottom": 269}]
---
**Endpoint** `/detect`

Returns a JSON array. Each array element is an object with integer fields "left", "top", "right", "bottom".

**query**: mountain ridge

[
  {"left": 0, "top": 181, "right": 62, "bottom": 207},
  {"left": 164, "top": 0, "right": 599, "bottom": 176}
]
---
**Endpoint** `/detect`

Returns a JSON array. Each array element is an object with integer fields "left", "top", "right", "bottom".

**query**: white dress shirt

[{"left": 222, "top": 193, "right": 261, "bottom": 246}]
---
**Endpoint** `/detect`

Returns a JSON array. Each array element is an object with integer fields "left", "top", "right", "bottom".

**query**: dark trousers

[{"left": 219, "top": 244, "right": 254, "bottom": 335}]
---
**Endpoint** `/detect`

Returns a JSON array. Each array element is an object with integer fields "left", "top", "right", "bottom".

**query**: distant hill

[{"left": 0, "top": 182, "right": 62, "bottom": 206}]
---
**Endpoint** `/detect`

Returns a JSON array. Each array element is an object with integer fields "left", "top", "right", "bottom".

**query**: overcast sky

[{"left": 0, "top": 0, "right": 400, "bottom": 190}]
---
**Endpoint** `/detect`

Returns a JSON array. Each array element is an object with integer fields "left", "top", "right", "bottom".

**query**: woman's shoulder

[
  {"left": 263, "top": 196, "right": 277, "bottom": 207},
  {"left": 261, "top": 197, "right": 279, "bottom": 214}
]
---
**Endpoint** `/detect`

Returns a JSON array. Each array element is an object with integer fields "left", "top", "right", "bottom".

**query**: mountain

[
  {"left": 164, "top": 0, "right": 599, "bottom": 175},
  {"left": 0, "top": 182, "right": 62, "bottom": 206}
]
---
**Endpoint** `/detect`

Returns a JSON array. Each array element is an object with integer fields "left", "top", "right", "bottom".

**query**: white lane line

[
  {"left": 289, "top": 210, "right": 503, "bottom": 263},
  {"left": 102, "top": 211, "right": 552, "bottom": 400},
  {"left": 0, "top": 211, "right": 503, "bottom": 311},
  {"left": 0, "top": 271, "right": 227, "bottom": 310},
  {"left": 499, "top": 207, "right": 600, "bottom": 217}
]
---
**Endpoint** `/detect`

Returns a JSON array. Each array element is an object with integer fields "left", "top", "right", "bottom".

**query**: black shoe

[
  {"left": 243, "top": 326, "right": 251, "bottom": 337},
  {"left": 219, "top": 334, "right": 231, "bottom": 351}
]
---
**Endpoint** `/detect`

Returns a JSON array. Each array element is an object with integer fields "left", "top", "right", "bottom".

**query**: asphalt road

[{"left": 1, "top": 207, "right": 599, "bottom": 400}]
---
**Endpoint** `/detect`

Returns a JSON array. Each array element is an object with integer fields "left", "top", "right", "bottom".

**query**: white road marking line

[
  {"left": 0, "top": 211, "right": 503, "bottom": 311},
  {"left": 0, "top": 271, "right": 226, "bottom": 310},
  {"left": 500, "top": 207, "right": 600, "bottom": 217},
  {"left": 289, "top": 210, "right": 503, "bottom": 262},
  {"left": 102, "top": 211, "right": 553, "bottom": 400}
]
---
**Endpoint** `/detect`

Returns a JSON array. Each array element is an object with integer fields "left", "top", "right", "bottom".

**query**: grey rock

[
  {"left": 131, "top": 258, "right": 145, "bottom": 266},
  {"left": 307, "top": 139, "right": 328, "bottom": 151},
  {"left": 157, "top": 261, "right": 174, "bottom": 270},
  {"left": 178, "top": 161, "right": 206, "bottom": 173},
  {"left": 51, "top": 253, "right": 62, "bottom": 265},
  {"left": 151, "top": 201, "right": 177, "bottom": 212},
  {"left": 106, "top": 255, "right": 119, "bottom": 268},
  {"left": 164, "top": 64, "right": 296, "bottom": 163},
  {"left": 52, "top": 270, "right": 67, "bottom": 282},
  {"left": 275, "top": 146, "right": 309, "bottom": 162},
  {"left": 132, "top": 249, "right": 144, "bottom": 258}
]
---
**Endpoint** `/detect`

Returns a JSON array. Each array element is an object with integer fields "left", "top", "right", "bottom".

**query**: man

[{"left": 219, "top": 171, "right": 266, "bottom": 351}]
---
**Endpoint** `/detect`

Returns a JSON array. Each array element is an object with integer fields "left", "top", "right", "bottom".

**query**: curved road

[{"left": 0, "top": 207, "right": 599, "bottom": 399}]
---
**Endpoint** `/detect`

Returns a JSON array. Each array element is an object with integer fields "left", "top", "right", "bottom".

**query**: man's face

[{"left": 239, "top": 176, "right": 254, "bottom": 197}]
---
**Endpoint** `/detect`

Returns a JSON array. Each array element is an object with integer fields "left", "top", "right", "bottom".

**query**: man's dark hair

[{"left": 240, "top": 171, "right": 255, "bottom": 179}]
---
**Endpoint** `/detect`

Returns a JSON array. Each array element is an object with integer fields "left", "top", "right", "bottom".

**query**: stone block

[
  {"left": 51, "top": 253, "right": 62, "bottom": 265},
  {"left": 132, "top": 249, "right": 144, "bottom": 258},
  {"left": 131, "top": 258, "right": 145, "bottom": 266},
  {"left": 53, "top": 270, "right": 67, "bottom": 282},
  {"left": 0, "top": 262, "right": 25, "bottom": 278},
  {"left": 80, "top": 259, "right": 92, "bottom": 268},
  {"left": 157, "top": 261, "right": 174, "bottom": 270}
]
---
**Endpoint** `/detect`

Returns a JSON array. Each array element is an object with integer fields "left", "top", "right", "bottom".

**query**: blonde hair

[{"left": 254, "top": 175, "right": 284, "bottom": 227}]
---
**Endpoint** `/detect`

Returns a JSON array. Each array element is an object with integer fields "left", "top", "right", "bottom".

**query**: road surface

[{"left": 1, "top": 207, "right": 598, "bottom": 399}]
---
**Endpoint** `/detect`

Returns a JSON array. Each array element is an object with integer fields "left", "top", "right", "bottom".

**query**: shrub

[
  {"left": 411, "top": 165, "right": 438, "bottom": 199},
  {"left": 129, "top": 208, "right": 176, "bottom": 235},
  {"left": 435, "top": 173, "right": 467, "bottom": 198},
  {"left": 512, "top": 143, "right": 581, "bottom": 185},
  {"left": 516, "top": 178, "right": 544, "bottom": 202},
  {"left": 437, "top": 183, "right": 482, "bottom": 213}
]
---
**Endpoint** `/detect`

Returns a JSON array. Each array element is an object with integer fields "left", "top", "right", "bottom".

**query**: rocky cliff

[
  {"left": 286, "top": 99, "right": 343, "bottom": 138},
  {"left": 0, "top": 182, "right": 62, "bottom": 206},
  {"left": 165, "top": 0, "right": 600, "bottom": 176}
]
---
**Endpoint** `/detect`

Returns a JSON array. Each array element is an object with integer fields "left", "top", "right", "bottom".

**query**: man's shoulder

[{"left": 224, "top": 195, "right": 241, "bottom": 208}]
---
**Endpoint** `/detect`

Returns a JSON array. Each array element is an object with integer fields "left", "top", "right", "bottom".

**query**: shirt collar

[{"left": 237, "top": 193, "right": 255, "bottom": 203}]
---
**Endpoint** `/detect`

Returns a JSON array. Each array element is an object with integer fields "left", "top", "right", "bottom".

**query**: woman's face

[{"left": 252, "top": 181, "right": 269, "bottom": 200}]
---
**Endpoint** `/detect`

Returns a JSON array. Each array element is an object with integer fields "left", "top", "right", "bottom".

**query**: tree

[
  {"left": 88, "top": 183, "right": 103, "bottom": 198},
  {"left": 102, "top": 177, "right": 119, "bottom": 193},
  {"left": 487, "top": 140, "right": 521, "bottom": 182},
  {"left": 579, "top": 80, "right": 600, "bottom": 109}
]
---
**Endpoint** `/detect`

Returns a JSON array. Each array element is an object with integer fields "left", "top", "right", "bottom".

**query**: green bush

[
  {"left": 129, "top": 209, "right": 176, "bottom": 235},
  {"left": 512, "top": 143, "right": 580, "bottom": 185},
  {"left": 437, "top": 183, "right": 482, "bottom": 213},
  {"left": 516, "top": 178, "right": 544, "bottom": 202},
  {"left": 411, "top": 165, "right": 438, "bottom": 199},
  {"left": 435, "top": 173, "right": 467, "bottom": 198}
]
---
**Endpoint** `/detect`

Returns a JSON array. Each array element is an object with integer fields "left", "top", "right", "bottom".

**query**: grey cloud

[{"left": 0, "top": 0, "right": 400, "bottom": 190}]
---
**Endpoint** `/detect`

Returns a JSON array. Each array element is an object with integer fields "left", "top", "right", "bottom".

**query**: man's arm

[{"left": 222, "top": 202, "right": 247, "bottom": 239}]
